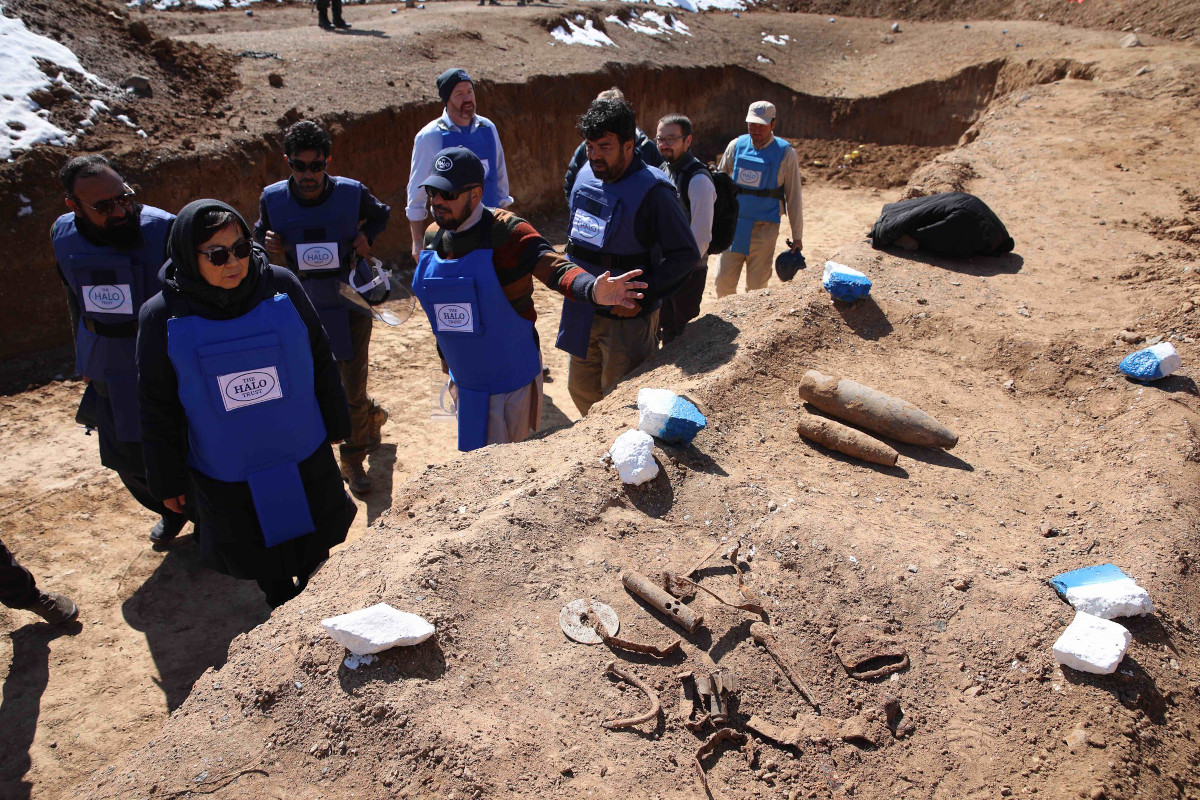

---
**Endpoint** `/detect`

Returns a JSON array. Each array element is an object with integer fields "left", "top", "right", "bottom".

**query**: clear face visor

[{"left": 350, "top": 257, "right": 391, "bottom": 298}]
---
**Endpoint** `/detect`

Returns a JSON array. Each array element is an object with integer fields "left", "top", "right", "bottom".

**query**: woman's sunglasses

[
  {"left": 197, "top": 239, "right": 253, "bottom": 266},
  {"left": 287, "top": 158, "right": 327, "bottom": 174},
  {"left": 425, "top": 184, "right": 480, "bottom": 202}
]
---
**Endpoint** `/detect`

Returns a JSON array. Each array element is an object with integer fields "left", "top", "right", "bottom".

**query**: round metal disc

[{"left": 559, "top": 599, "right": 619, "bottom": 644}]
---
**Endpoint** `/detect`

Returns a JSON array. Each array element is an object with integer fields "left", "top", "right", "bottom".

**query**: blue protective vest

[
  {"left": 166, "top": 293, "right": 327, "bottom": 546},
  {"left": 411, "top": 219, "right": 542, "bottom": 452},
  {"left": 556, "top": 161, "right": 673, "bottom": 359},
  {"left": 730, "top": 134, "right": 790, "bottom": 254},
  {"left": 51, "top": 205, "right": 174, "bottom": 442},
  {"left": 439, "top": 116, "right": 502, "bottom": 208},
  {"left": 261, "top": 176, "right": 363, "bottom": 360}
]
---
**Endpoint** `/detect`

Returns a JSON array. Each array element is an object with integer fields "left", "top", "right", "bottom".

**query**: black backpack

[{"left": 680, "top": 160, "right": 739, "bottom": 255}]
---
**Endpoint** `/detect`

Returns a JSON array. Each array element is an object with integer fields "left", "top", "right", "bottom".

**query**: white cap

[{"left": 746, "top": 100, "right": 776, "bottom": 125}]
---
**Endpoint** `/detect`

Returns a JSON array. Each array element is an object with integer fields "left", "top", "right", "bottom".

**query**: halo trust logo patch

[
  {"left": 81, "top": 283, "right": 133, "bottom": 315},
  {"left": 217, "top": 366, "right": 283, "bottom": 412},
  {"left": 295, "top": 241, "right": 338, "bottom": 272},
  {"left": 433, "top": 302, "right": 474, "bottom": 333},
  {"left": 435, "top": 155, "right": 453, "bottom": 172},
  {"left": 570, "top": 210, "right": 604, "bottom": 241}
]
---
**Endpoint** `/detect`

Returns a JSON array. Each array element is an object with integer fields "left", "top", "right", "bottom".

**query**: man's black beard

[{"left": 75, "top": 203, "right": 145, "bottom": 250}]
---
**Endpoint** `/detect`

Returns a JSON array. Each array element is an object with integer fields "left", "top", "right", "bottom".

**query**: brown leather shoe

[
  {"left": 25, "top": 591, "right": 79, "bottom": 625},
  {"left": 341, "top": 460, "right": 371, "bottom": 495},
  {"left": 365, "top": 405, "right": 389, "bottom": 453}
]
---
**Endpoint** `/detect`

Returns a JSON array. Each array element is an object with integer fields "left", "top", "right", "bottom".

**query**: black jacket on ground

[
  {"left": 869, "top": 191, "right": 1015, "bottom": 257},
  {"left": 136, "top": 204, "right": 355, "bottom": 581}
]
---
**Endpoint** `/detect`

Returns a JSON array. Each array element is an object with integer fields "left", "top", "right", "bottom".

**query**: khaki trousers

[
  {"left": 716, "top": 221, "right": 779, "bottom": 297},
  {"left": 486, "top": 373, "right": 543, "bottom": 445},
  {"left": 337, "top": 312, "right": 380, "bottom": 462},
  {"left": 568, "top": 310, "right": 660, "bottom": 416}
]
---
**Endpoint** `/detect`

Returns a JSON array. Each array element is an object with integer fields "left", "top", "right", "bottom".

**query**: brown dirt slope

[{"left": 74, "top": 36, "right": 1200, "bottom": 800}]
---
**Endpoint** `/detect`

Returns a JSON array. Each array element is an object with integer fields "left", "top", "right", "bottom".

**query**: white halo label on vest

[
  {"left": 217, "top": 366, "right": 283, "bottom": 412},
  {"left": 736, "top": 167, "right": 763, "bottom": 188},
  {"left": 82, "top": 284, "right": 133, "bottom": 315},
  {"left": 570, "top": 209, "right": 606, "bottom": 243},
  {"left": 296, "top": 241, "right": 339, "bottom": 271},
  {"left": 434, "top": 303, "right": 474, "bottom": 333}
]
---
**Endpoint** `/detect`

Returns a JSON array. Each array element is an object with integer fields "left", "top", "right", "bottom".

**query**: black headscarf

[{"left": 162, "top": 199, "right": 266, "bottom": 319}]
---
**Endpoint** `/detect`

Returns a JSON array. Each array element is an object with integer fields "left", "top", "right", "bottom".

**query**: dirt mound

[{"left": 773, "top": 0, "right": 1200, "bottom": 42}]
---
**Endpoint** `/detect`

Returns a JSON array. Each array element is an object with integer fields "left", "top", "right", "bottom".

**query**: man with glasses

[
  {"left": 407, "top": 68, "right": 512, "bottom": 262},
  {"left": 254, "top": 120, "right": 392, "bottom": 495},
  {"left": 51, "top": 155, "right": 187, "bottom": 548},
  {"left": 411, "top": 147, "right": 647, "bottom": 450},
  {"left": 716, "top": 100, "right": 804, "bottom": 297},
  {"left": 655, "top": 113, "right": 716, "bottom": 345},
  {"left": 560, "top": 99, "right": 699, "bottom": 416}
]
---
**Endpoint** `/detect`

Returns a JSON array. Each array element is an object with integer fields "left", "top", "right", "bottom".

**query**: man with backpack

[
  {"left": 654, "top": 114, "right": 737, "bottom": 344},
  {"left": 716, "top": 101, "right": 804, "bottom": 297}
]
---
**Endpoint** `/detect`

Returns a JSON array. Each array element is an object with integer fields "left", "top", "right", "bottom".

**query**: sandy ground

[{"left": 1, "top": 3, "right": 1199, "bottom": 800}]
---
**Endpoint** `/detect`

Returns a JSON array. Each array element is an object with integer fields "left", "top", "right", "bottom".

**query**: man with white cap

[
  {"left": 716, "top": 100, "right": 803, "bottom": 297},
  {"left": 407, "top": 68, "right": 513, "bottom": 261}
]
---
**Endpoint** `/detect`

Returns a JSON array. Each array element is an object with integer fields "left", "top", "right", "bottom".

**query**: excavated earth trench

[{"left": 2, "top": 54, "right": 1092, "bottom": 367}]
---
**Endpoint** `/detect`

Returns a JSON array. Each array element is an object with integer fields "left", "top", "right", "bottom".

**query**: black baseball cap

[
  {"left": 419, "top": 147, "right": 485, "bottom": 193},
  {"left": 436, "top": 68, "right": 472, "bottom": 104}
]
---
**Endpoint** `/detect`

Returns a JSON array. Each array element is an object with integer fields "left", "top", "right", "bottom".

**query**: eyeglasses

[
  {"left": 287, "top": 158, "right": 327, "bottom": 174},
  {"left": 425, "top": 185, "right": 479, "bottom": 202},
  {"left": 655, "top": 135, "right": 683, "bottom": 145},
  {"left": 77, "top": 187, "right": 136, "bottom": 216},
  {"left": 197, "top": 238, "right": 253, "bottom": 266}
]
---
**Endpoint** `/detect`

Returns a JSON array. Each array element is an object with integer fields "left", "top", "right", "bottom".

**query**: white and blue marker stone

[
  {"left": 822, "top": 261, "right": 872, "bottom": 302},
  {"left": 637, "top": 388, "right": 707, "bottom": 445},
  {"left": 1049, "top": 563, "right": 1154, "bottom": 620},
  {"left": 1118, "top": 342, "right": 1180, "bottom": 381}
]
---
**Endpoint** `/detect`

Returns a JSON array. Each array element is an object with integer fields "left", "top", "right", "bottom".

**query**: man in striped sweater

[{"left": 412, "top": 147, "right": 647, "bottom": 449}]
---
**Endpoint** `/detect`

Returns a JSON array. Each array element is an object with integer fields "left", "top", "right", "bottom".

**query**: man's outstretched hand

[{"left": 591, "top": 269, "right": 648, "bottom": 309}]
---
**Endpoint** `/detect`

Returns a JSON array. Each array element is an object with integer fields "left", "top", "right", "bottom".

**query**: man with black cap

[
  {"left": 407, "top": 68, "right": 512, "bottom": 261},
  {"left": 716, "top": 100, "right": 804, "bottom": 297},
  {"left": 51, "top": 154, "right": 187, "bottom": 548},
  {"left": 411, "top": 147, "right": 647, "bottom": 450},
  {"left": 254, "top": 120, "right": 392, "bottom": 496},
  {"left": 560, "top": 99, "right": 699, "bottom": 416}
]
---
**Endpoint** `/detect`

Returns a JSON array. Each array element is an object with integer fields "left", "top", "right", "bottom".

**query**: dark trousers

[
  {"left": 316, "top": 0, "right": 344, "bottom": 24},
  {"left": 118, "top": 469, "right": 188, "bottom": 535},
  {"left": 338, "top": 311, "right": 379, "bottom": 462},
  {"left": 659, "top": 264, "right": 708, "bottom": 346},
  {"left": 255, "top": 552, "right": 327, "bottom": 608},
  {"left": 0, "top": 538, "right": 38, "bottom": 609}
]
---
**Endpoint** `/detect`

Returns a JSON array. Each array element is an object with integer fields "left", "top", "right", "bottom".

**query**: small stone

[
  {"left": 128, "top": 20, "right": 153, "bottom": 42},
  {"left": 907, "top": 564, "right": 918, "bottom": 574},
  {"left": 768, "top": 500, "right": 779, "bottom": 512},
  {"left": 891, "top": 22, "right": 900, "bottom": 32},
  {"left": 952, "top": 577, "right": 971, "bottom": 591},
  {"left": 121, "top": 75, "right": 152, "bottom": 97},
  {"left": 268, "top": 73, "right": 284, "bottom": 88},
  {"left": 1120, "top": 33, "right": 1142, "bottom": 47},
  {"left": 964, "top": 685, "right": 982, "bottom": 697},
  {"left": 1117, "top": 330, "right": 1143, "bottom": 344}
]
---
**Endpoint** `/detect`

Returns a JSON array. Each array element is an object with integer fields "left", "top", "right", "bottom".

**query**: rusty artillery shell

[
  {"left": 795, "top": 412, "right": 898, "bottom": 467},
  {"left": 798, "top": 369, "right": 959, "bottom": 449},
  {"left": 622, "top": 571, "right": 704, "bottom": 633}
]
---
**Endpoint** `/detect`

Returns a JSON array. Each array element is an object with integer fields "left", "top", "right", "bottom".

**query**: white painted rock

[
  {"left": 1052, "top": 612, "right": 1131, "bottom": 675},
  {"left": 608, "top": 429, "right": 659, "bottom": 485},
  {"left": 637, "top": 387, "right": 707, "bottom": 444},
  {"left": 321, "top": 603, "right": 435, "bottom": 655},
  {"left": 1065, "top": 578, "right": 1155, "bottom": 619}
]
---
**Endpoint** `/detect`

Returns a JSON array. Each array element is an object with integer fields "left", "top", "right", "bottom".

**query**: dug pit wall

[{"left": 0, "top": 57, "right": 1093, "bottom": 364}]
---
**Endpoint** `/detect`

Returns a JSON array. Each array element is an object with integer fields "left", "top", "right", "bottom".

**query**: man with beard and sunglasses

[
  {"left": 254, "top": 120, "right": 392, "bottom": 496},
  {"left": 51, "top": 155, "right": 188, "bottom": 548},
  {"left": 560, "top": 99, "right": 699, "bottom": 416},
  {"left": 406, "top": 68, "right": 512, "bottom": 263},
  {"left": 412, "top": 147, "right": 647, "bottom": 451}
]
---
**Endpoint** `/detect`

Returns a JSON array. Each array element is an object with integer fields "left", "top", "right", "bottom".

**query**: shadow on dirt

[
  {"left": 337, "top": 636, "right": 447, "bottom": 693},
  {"left": 833, "top": 296, "right": 894, "bottom": 340},
  {"left": 671, "top": 314, "right": 740, "bottom": 376},
  {"left": 796, "top": 432, "right": 911, "bottom": 479},
  {"left": 880, "top": 248, "right": 1024, "bottom": 277},
  {"left": 622, "top": 458, "right": 674, "bottom": 517},
  {"left": 1129, "top": 374, "right": 1198, "bottom": 396},
  {"left": 364, "top": 444, "right": 398, "bottom": 525},
  {"left": 892, "top": 442, "right": 974, "bottom": 471},
  {"left": 1061, "top": 654, "right": 1166, "bottom": 724},
  {"left": 0, "top": 621, "right": 81, "bottom": 800},
  {"left": 122, "top": 538, "right": 270, "bottom": 711},
  {"left": 539, "top": 391, "right": 575, "bottom": 435}
]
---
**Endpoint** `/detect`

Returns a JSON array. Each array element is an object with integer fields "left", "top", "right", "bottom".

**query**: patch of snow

[
  {"left": 622, "top": 0, "right": 748, "bottom": 11},
  {"left": 756, "top": 55, "right": 773, "bottom": 63},
  {"left": 0, "top": 3, "right": 105, "bottom": 160},
  {"left": 762, "top": 33, "right": 789, "bottom": 45},
  {"left": 607, "top": 9, "right": 690, "bottom": 37},
  {"left": 550, "top": 16, "right": 615, "bottom": 47},
  {"left": 129, "top": 0, "right": 266, "bottom": 9},
  {"left": 114, "top": 114, "right": 138, "bottom": 129}
]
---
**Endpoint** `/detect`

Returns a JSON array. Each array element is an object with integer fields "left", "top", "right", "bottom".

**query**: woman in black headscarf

[{"left": 136, "top": 199, "right": 356, "bottom": 607}]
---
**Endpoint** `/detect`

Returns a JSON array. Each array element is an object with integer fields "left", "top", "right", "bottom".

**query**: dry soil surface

[{"left": 1, "top": 3, "right": 1199, "bottom": 800}]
